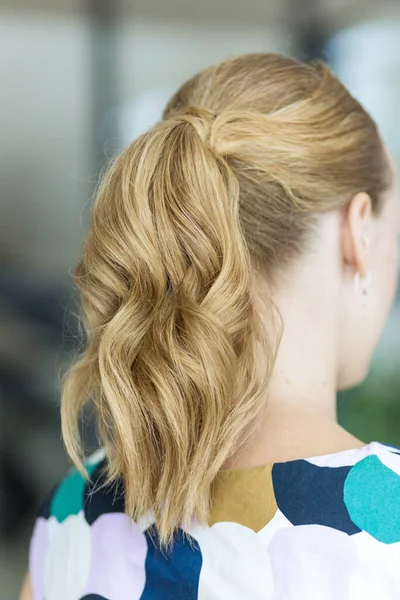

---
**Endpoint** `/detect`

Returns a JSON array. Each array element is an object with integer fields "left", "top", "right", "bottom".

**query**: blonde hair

[{"left": 61, "top": 53, "right": 390, "bottom": 545}]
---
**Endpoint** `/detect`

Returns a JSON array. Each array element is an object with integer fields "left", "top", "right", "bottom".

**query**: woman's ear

[{"left": 341, "top": 191, "right": 373, "bottom": 275}]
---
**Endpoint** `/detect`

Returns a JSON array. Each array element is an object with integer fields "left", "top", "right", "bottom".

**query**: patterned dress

[{"left": 29, "top": 441, "right": 400, "bottom": 599}]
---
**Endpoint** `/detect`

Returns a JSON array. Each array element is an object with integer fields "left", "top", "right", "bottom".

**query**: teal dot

[
  {"left": 51, "top": 463, "right": 97, "bottom": 523},
  {"left": 344, "top": 454, "right": 400, "bottom": 544}
]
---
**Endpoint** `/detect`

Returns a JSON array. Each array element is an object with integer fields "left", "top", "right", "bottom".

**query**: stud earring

[{"left": 354, "top": 270, "right": 372, "bottom": 295}]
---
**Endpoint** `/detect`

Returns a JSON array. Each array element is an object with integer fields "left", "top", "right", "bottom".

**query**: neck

[
  {"left": 268, "top": 260, "right": 340, "bottom": 419},
  {"left": 224, "top": 263, "right": 364, "bottom": 469}
]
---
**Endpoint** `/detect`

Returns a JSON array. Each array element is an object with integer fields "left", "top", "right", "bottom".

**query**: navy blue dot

[
  {"left": 272, "top": 459, "right": 360, "bottom": 535},
  {"left": 140, "top": 527, "right": 202, "bottom": 599},
  {"left": 83, "top": 459, "right": 125, "bottom": 525}
]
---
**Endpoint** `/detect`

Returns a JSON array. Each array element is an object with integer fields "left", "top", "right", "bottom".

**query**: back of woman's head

[{"left": 61, "top": 53, "right": 391, "bottom": 546}]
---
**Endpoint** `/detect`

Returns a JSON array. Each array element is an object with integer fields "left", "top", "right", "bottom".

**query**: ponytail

[
  {"left": 61, "top": 108, "right": 273, "bottom": 545},
  {"left": 62, "top": 50, "right": 391, "bottom": 546}
]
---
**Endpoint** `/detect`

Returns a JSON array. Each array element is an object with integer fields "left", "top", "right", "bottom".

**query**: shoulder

[
  {"left": 342, "top": 441, "right": 400, "bottom": 544},
  {"left": 36, "top": 449, "right": 123, "bottom": 524},
  {"left": 271, "top": 441, "right": 400, "bottom": 543},
  {"left": 29, "top": 449, "right": 127, "bottom": 600}
]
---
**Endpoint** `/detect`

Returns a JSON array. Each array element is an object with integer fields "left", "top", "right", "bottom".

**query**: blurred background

[{"left": 1, "top": 0, "right": 400, "bottom": 597}]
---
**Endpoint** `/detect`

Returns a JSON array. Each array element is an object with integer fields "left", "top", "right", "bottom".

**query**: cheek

[
  {"left": 377, "top": 189, "right": 400, "bottom": 307},
  {"left": 376, "top": 236, "right": 399, "bottom": 315},
  {"left": 388, "top": 238, "right": 399, "bottom": 302}
]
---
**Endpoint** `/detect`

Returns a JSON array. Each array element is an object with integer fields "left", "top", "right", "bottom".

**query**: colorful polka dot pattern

[{"left": 29, "top": 442, "right": 400, "bottom": 599}]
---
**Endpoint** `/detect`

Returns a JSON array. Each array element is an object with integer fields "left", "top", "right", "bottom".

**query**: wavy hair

[{"left": 61, "top": 53, "right": 390, "bottom": 546}]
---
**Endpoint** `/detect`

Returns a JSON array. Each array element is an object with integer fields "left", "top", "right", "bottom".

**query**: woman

[{"left": 21, "top": 53, "right": 400, "bottom": 599}]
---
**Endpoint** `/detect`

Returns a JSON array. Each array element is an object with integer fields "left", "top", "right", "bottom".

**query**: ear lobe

[{"left": 341, "top": 191, "right": 373, "bottom": 275}]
